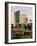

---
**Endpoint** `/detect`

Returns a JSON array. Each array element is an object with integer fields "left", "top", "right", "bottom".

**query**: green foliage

[{"left": 15, "top": 28, "right": 25, "bottom": 32}]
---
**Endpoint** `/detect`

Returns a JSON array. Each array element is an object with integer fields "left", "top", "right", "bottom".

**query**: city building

[
  {"left": 11, "top": 10, "right": 32, "bottom": 26},
  {"left": 19, "top": 14, "right": 28, "bottom": 24}
]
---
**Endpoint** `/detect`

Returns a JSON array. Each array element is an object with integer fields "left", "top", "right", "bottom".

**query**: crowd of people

[{"left": 11, "top": 23, "right": 32, "bottom": 31}]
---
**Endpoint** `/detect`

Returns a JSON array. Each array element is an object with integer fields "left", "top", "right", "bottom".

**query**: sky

[{"left": 11, "top": 6, "right": 32, "bottom": 19}]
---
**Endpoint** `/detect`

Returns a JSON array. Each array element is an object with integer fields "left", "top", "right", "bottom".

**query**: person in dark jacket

[
  {"left": 24, "top": 24, "right": 27, "bottom": 30},
  {"left": 27, "top": 23, "right": 32, "bottom": 30}
]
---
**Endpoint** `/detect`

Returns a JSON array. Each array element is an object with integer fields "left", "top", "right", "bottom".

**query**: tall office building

[{"left": 14, "top": 11, "right": 20, "bottom": 24}]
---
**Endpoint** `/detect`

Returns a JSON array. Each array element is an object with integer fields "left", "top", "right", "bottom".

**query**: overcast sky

[{"left": 11, "top": 6, "right": 32, "bottom": 20}]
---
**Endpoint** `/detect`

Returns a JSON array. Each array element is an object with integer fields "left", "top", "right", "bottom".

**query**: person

[
  {"left": 27, "top": 20, "right": 32, "bottom": 30},
  {"left": 24, "top": 24, "right": 27, "bottom": 30}
]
